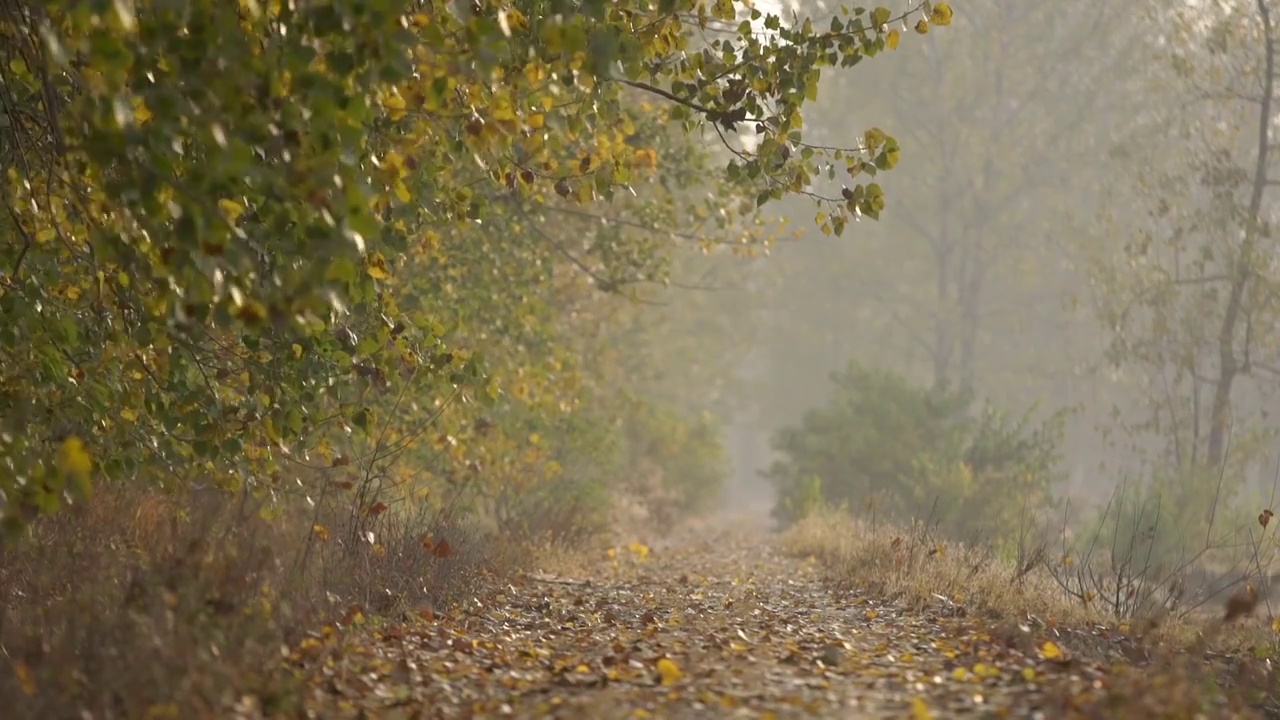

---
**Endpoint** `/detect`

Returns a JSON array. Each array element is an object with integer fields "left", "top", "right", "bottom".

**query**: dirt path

[{"left": 298, "top": 518, "right": 1129, "bottom": 719}]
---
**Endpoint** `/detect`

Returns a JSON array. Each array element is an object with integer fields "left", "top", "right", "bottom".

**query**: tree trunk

[
  {"left": 1205, "top": 0, "right": 1275, "bottom": 469},
  {"left": 932, "top": 240, "right": 954, "bottom": 392}
]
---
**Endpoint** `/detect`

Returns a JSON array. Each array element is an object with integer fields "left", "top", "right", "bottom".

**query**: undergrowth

[
  {"left": 780, "top": 506, "right": 1280, "bottom": 717},
  {"left": 0, "top": 484, "right": 520, "bottom": 719}
]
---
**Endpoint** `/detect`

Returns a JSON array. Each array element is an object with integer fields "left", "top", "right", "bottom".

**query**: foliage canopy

[{"left": 0, "top": 0, "right": 951, "bottom": 534}]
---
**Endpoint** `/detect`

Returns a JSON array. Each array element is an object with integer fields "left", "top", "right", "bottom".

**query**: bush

[
  {"left": 0, "top": 484, "right": 514, "bottom": 719},
  {"left": 766, "top": 362, "right": 1065, "bottom": 539},
  {"left": 489, "top": 409, "right": 621, "bottom": 545},
  {"left": 1061, "top": 460, "right": 1273, "bottom": 617},
  {"left": 617, "top": 400, "right": 729, "bottom": 525}
]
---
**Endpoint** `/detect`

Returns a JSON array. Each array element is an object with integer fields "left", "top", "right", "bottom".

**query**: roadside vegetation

[{"left": 0, "top": 0, "right": 952, "bottom": 716}]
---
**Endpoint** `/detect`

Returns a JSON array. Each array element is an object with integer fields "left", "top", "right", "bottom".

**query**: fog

[{"left": 635, "top": 0, "right": 1280, "bottom": 557}]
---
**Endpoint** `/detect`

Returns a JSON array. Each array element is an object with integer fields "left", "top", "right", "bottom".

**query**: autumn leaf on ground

[
  {"left": 656, "top": 657, "right": 683, "bottom": 686},
  {"left": 11, "top": 660, "right": 36, "bottom": 696}
]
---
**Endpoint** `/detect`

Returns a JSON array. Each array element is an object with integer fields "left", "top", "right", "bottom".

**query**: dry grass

[
  {"left": 0, "top": 484, "right": 529, "bottom": 720},
  {"left": 781, "top": 508, "right": 1098, "bottom": 624},
  {"left": 779, "top": 507, "right": 1280, "bottom": 717}
]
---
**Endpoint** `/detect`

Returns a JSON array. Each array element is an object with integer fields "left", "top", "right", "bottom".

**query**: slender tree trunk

[
  {"left": 957, "top": 253, "right": 984, "bottom": 396},
  {"left": 1206, "top": 0, "right": 1275, "bottom": 469},
  {"left": 932, "top": 240, "right": 954, "bottom": 392}
]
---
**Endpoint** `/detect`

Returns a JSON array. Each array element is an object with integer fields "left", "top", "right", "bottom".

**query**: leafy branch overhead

[{"left": 0, "top": 0, "right": 947, "bottom": 532}]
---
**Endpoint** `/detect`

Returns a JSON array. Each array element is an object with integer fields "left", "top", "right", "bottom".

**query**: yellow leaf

[
  {"left": 312, "top": 524, "right": 330, "bottom": 541},
  {"left": 915, "top": 18, "right": 929, "bottom": 34},
  {"left": 132, "top": 96, "right": 152, "bottom": 124},
  {"left": 57, "top": 436, "right": 93, "bottom": 480},
  {"left": 886, "top": 29, "right": 901, "bottom": 50},
  {"left": 1022, "top": 667, "right": 1037, "bottom": 681},
  {"left": 218, "top": 198, "right": 245, "bottom": 223},
  {"left": 12, "top": 659, "right": 36, "bottom": 696},
  {"left": 393, "top": 180, "right": 412, "bottom": 203},
  {"left": 628, "top": 541, "right": 650, "bottom": 559},
  {"left": 864, "top": 127, "right": 888, "bottom": 151},
  {"left": 631, "top": 148, "right": 658, "bottom": 170},
  {"left": 382, "top": 92, "right": 407, "bottom": 121},
  {"left": 367, "top": 252, "right": 391, "bottom": 280},
  {"left": 233, "top": 299, "right": 268, "bottom": 325},
  {"left": 910, "top": 697, "right": 932, "bottom": 720},
  {"left": 383, "top": 149, "right": 406, "bottom": 175},
  {"left": 120, "top": 407, "right": 139, "bottom": 422},
  {"left": 144, "top": 703, "right": 181, "bottom": 719},
  {"left": 292, "top": 343, "right": 303, "bottom": 359},
  {"left": 656, "top": 657, "right": 682, "bottom": 686},
  {"left": 1040, "top": 640, "right": 1063, "bottom": 660},
  {"left": 931, "top": 3, "right": 954, "bottom": 26}
]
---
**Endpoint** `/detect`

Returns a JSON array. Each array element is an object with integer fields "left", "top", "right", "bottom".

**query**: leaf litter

[{"left": 289, "top": 523, "right": 1260, "bottom": 719}]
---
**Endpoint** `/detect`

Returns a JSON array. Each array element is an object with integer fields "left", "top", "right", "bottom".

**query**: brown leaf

[
  {"left": 432, "top": 538, "right": 453, "bottom": 559},
  {"left": 342, "top": 604, "right": 365, "bottom": 626},
  {"left": 1224, "top": 583, "right": 1259, "bottom": 623}
]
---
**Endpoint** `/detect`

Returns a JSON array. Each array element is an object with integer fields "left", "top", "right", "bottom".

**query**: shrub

[
  {"left": 0, "top": 484, "right": 514, "bottom": 719},
  {"left": 766, "top": 362, "right": 1065, "bottom": 539},
  {"left": 617, "top": 400, "right": 730, "bottom": 525},
  {"left": 490, "top": 409, "right": 620, "bottom": 545}
]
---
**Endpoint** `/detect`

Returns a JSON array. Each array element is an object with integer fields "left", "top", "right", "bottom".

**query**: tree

[
  {"left": 0, "top": 0, "right": 948, "bottom": 532},
  {"left": 1091, "top": 0, "right": 1280, "bottom": 475},
  {"left": 733, "top": 0, "right": 1145, "bottom": 436}
]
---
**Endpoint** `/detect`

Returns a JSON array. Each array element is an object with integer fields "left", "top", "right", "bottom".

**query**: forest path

[{"left": 301, "top": 516, "right": 1118, "bottom": 719}]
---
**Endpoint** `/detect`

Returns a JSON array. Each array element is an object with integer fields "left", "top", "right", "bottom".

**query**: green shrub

[
  {"left": 766, "top": 362, "right": 1065, "bottom": 539},
  {"left": 617, "top": 399, "right": 730, "bottom": 523}
]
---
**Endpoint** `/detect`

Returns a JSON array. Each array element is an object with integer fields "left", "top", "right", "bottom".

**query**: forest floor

[{"left": 287, "top": 514, "right": 1271, "bottom": 720}]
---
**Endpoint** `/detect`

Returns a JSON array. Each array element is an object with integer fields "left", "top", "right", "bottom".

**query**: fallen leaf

[
  {"left": 11, "top": 660, "right": 36, "bottom": 696},
  {"left": 656, "top": 657, "right": 682, "bottom": 686}
]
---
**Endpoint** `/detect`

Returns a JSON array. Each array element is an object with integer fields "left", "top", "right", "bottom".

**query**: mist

[
  {"left": 7, "top": 1, "right": 1280, "bottom": 716},
  {"left": 633, "top": 0, "right": 1280, "bottom": 551}
]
